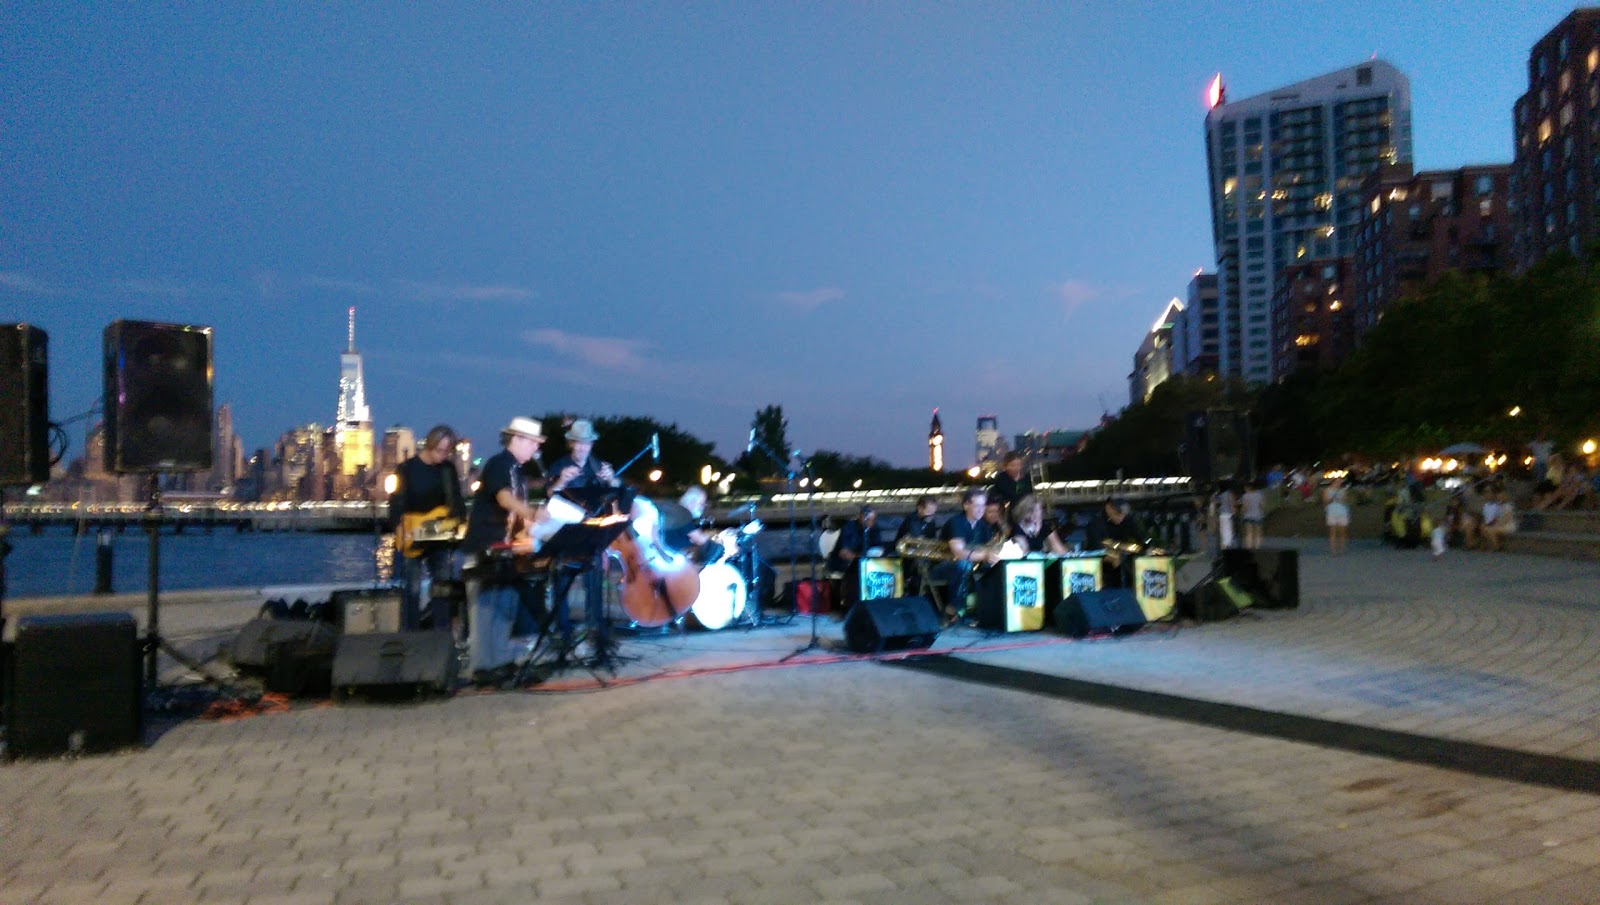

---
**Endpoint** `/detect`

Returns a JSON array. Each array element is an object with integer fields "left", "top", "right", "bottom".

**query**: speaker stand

[{"left": 139, "top": 475, "right": 250, "bottom": 703}]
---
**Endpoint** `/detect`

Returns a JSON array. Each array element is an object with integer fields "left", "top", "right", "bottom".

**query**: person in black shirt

[
  {"left": 389, "top": 424, "right": 465, "bottom": 633},
  {"left": 934, "top": 488, "right": 1001, "bottom": 617},
  {"left": 1010, "top": 494, "right": 1067, "bottom": 556},
  {"left": 463, "top": 416, "right": 548, "bottom": 685},
  {"left": 828, "top": 505, "right": 883, "bottom": 606},
  {"left": 547, "top": 419, "right": 618, "bottom": 495},
  {"left": 1085, "top": 498, "right": 1148, "bottom": 587},
  {"left": 989, "top": 453, "right": 1033, "bottom": 515},
  {"left": 895, "top": 495, "right": 940, "bottom": 596}
]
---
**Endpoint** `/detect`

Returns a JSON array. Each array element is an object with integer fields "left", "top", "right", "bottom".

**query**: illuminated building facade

[
  {"left": 1512, "top": 8, "right": 1600, "bottom": 269},
  {"left": 335, "top": 307, "right": 374, "bottom": 478},
  {"left": 1205, "top": 61, "right": 1412, "bottom": 382},
  {"left": 1270, "top": 258, "right": 1354, "bottom": 377},
  {"left": 1130, "top": 298, "right": 1184, "bottom": 404},
  {"left": 1174, "top": 272, "right": 1220, "bottom": 377},
  {"left": 928, "top": 408, "right": 944, "bottom": 472},
  {"left": 975, "top": 414, "right": 1003, "bottom": 474}
]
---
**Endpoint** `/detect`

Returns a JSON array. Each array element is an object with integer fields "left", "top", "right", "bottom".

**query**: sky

[{"left": 0, "top": 1, "right": 1579, "bottom": 468}]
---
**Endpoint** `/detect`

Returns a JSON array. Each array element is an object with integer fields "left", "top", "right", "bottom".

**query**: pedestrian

[
  {"left": 1323, "top": 474, "right": 1350, "bottom": 556},
  {"left": 1239, "top": 481, "right": 1265, "bottom": 549}
]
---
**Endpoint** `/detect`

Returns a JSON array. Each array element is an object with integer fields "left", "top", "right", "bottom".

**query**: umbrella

[{"left": 1440, "top": 442, "right": 1486, "bottom": 457}]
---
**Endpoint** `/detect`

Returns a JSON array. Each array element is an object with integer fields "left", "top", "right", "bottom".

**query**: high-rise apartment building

[
  {"left": 1130, "top": 299, "right": 1183, "bottom": 405},
  {"left": 1270, "top": 257, "right": 1353, "bottom": 377},
  {"left": 1175, "top": 272, "right": 1220, "bottom": 377},
  {"left": 975, "top": 414, "right": 1002, "bottom": 473},
  {"left": 1353, "top": 162, "right": 1513, "bottom": 333},
  {"left": 1512, "top": 8, "right": 1600, "bottom": 269},
  {"left": 1204, "top": 61, "right": 1412, "bottom": 382}
]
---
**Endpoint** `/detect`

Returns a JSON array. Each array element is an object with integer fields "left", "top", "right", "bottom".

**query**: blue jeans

[
  {"left": 400, "top": 549, "right": 454, "bottom": 632},
  {"left": 468, "top": 579, "right": 521, "bottom": 673}
]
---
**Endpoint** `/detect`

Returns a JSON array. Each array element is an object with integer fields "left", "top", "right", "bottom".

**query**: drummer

[{"left": 658, "top": 486, "right": 720, "bottom": 564}]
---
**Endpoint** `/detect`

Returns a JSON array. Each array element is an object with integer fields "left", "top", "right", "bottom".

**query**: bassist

[{"left": 389, "top": 424, "right": 465, "bottom": 633}]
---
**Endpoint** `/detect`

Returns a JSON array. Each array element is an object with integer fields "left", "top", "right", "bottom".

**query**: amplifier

[{"left": 333, "top": 588, "right": 403, "bottom": 634}]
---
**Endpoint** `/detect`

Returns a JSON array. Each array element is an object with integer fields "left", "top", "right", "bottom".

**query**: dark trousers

[{"left": 400, "top": 548, "right": 455, "bottom": 631}]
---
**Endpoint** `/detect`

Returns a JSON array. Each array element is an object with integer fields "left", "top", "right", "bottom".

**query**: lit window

[
  {"left": 1589, "top": 47, "right": 1599, "bottom": 73},
  {"left": 1479, "top": 198, "right": 1493, "bottom": 217},
  {"left": 1561, "top": 70, "right": 1573, "bottom": 94},
  {"left": 1329, "top": 300, "right": 1343, "bottom": 311},
  {"left": 1539, "top": 118, "right": 1554, "bottom": 143}
]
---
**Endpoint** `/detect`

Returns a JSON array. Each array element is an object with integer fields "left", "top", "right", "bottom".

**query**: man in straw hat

[
  {"left": 548, "top": 418, "right": 618, "bottom": 493},
  {"left": 462, "top": 416, "right": 548, "bottom": 685}
]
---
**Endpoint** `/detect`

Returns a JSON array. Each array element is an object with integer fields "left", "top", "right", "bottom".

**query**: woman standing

[{"left": 1323, "top": 475, "right": 1351, "bottom": 556}]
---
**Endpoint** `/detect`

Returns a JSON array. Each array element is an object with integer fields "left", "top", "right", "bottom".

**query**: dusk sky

[{"left": 1, "top": 2, "right": 1576, "bottom": 468}]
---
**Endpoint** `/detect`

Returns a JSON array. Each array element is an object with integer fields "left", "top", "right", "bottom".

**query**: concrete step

[
  {"left": 1501, "top": 530, "right": 1600, "bottom": 560},
  {"left": 1519, "top": 508, "right": 1600, "bottom": 534}
]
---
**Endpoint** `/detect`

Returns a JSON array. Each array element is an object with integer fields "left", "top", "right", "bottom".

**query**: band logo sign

[
  {"left": 1067, "top": 571, "right": 1098, "bottom": 596},
  {"left": 1011, "top": 576, "right": 1039, "bottom": 608},
  {"left": 863, "top": 571, "right": 898, "bottom": 601},
  {"left": 1141, "top": 568, "right": 1169, "bottom": 601}
]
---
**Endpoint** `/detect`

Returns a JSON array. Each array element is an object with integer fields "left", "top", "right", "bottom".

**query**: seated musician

[
  {"left": 826, "top": 505, "right": 882, "bottom": 606},
  {"left": 1009, "top": 494, "right": 1067, "bottom": 556},
  {"left": 933, "top": 488, "right": 1001, "bottom": 616},
  {"left": 1085, "top": 498, "right": 1148, "bottom": 588},
  {"left": 895, "top": 495, "right": 939, "bottom": 596},
  {"left": 388, "top": 424, "right": 465, "bottom": 633},
  {"left": 658, "top": 486, "right": 720, "bottom": 563},
  {"left": 462, "top": 417, "right": 549, "bottom": 686},
  {"left": 989, "top": 452, "right": 1034, "bottom": 515}
]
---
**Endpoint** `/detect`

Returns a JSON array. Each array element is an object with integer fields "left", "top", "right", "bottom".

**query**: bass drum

[{"left": 689, "top": 563, "right": 747, "bottom": 631}]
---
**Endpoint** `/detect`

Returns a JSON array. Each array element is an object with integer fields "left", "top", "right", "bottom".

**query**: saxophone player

[{"left": 933, "top": 487, "right": 1000, "bottom": 618}]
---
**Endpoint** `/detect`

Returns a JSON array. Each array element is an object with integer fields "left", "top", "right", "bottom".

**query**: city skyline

[{"left": 0, "top": 2, "right": 1578, "bottom": 466}]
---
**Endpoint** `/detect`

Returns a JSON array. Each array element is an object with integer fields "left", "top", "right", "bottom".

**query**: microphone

[
  {"left": 651, "top": 433, "right": 660, "bottom": 461},
  {"left": 746, "top": 428, "right": 756, "bottom": 454}
]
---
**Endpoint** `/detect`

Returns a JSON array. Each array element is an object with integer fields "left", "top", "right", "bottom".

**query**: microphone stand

[{"left": 780, "top": 449, "right": 826, "bottom": 661}]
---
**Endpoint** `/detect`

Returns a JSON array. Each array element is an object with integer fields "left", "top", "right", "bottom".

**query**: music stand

[{"left": 534, "top": 487, "right": 633, "bottom": 676}]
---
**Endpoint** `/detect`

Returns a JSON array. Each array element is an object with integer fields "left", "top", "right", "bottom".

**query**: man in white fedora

[{"left": 461, "top": 416, "right": 547, "bottom": 685}]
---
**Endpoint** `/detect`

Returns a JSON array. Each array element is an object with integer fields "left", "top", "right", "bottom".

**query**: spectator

[
  {"left": 1481, "top": 486, "right": 1519, "bottom": 551},
  {"left": 1323, "top": 475, "right": 1350, "bottom": 556},
  {"left": 1239, "top": 481, "right": 1265, "bottom": 550}
]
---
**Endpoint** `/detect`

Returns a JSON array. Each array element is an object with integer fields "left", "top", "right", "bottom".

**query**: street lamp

[
  {"left": 648, "top": 468, "right": 663, "bottom": 482},
  {"left": 1508, "top": 405, "right": 1523, "bottom": 417}
]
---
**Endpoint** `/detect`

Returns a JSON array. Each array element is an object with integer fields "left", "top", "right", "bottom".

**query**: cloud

[
  {"left": 396, "top": 280, "right": 535, "bottom": 303},
  {"left": 1056, "top": 279, "right": 1101, "bottom": 317},
  {"left": 0, "top": 271, "right": 64, "bottom": 295},
  {"left": 523, "top": 328, "right": 650, "bottom": 372},
  {"left": 770, "top": 286, "right": 845, "bottom": 312}
]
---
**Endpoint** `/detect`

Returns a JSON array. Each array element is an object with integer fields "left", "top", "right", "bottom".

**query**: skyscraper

[
  {"left": 1204, "top": 61, "right": 1412, "bottom": 382},
  {"left": 928, "top": 408, "right": 944, "bottom": 472},
  {"left": 975, "top": 414, "right": 1002, "bottom": 473},
  {"left": 335, "top": 307, "right": 374, "bottom": 477}
]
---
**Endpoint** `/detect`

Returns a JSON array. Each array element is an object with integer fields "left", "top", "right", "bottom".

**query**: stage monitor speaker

[
  {"left": 332, "top": 632, "right": 457, "bottom": 701},
  {"left": 103, "top": 320, "right": 213, "bottom": 473},
  {"left": 1054, "top": 588, "right": 1146, "bottom": 639},
  {"left": 0, "top": 324, "right": 49, "bottom": 486},
  {"left": 842, "top": 596, "right": 941, "bottom": 653},
  {"left": 1182, "top": 409, "right": 1254, "bottom": 484},
  {"left": 6, "top": 613, "right": 143, "bottom": 757},
  {"left": 1222, "top": 547, "right": 1299, "bottom": 609}
]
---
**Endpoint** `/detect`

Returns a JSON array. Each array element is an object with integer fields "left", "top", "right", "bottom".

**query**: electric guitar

[{"left": 397, "top": 506, "right": 465, "bottom": 559}]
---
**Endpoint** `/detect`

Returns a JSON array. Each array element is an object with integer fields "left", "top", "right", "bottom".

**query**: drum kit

[{"left": 617, "top": 499, "right": 765, "bottom": 632}]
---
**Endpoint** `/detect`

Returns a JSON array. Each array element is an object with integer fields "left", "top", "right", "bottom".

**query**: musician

[
  {"left": 895, "top": 495, "right": 939, "bottom": 596},
  {"left": 828, "top": 505, "right": 882, "bottom": 605},
  {"left": 659, "top": 486, "right": 718, "bottom": 562},
  {"left": 462, "top": 416, "right": 548, "bottom": 685},
  {"left": 1086, "top": 497, "right": 1148, "bottom": 587},
  {"left": 989, "top": 452, "right": 1034, "bottom": 514},
  {"left": 1010, "top": 494, "right": 1068, "bottom": 556},
  {"left": 548, "top": 419, "right": 618, "bottom": 493},
  {"left": 934, "top": 488, "right": 1000, "bottom": 616},
  {"left": 388, "top": 424, "right": 465, "bottom": 633},
  {"left": 983, "top": 498, "right": 1008, "bottom": 539}
]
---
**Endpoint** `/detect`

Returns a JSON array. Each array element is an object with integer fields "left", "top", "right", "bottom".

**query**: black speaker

[
  {"left": 1182, "top": 409, "right": 1254, "bottom": 484},
  {"left": 0, "top": 324, "right": 49, "bottom": 486},
  {"left": 103, "top": 320, "right": 213, "bottom": 473},
  {"left": 1054, "top": 589, "right": 1146, "bottom": 639},
  {"left": 332, "top": 632, "right": 458, "bottom": 701},
  {"left": 1222, "top": 547, "right": 1299, "bottom": 609},
  {"left": 230, "top": 617, "right": 338, "bottom": 671},
  {"left": 842, "top": 596, "right": 941, "bottom": 653},
  {"left": 6, "top": 613, "right": 143, "bottom": 757}
]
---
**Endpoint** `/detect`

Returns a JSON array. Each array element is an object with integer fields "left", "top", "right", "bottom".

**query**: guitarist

[{"left": 389, "top": 425, "right": 466, "bottom": 633}]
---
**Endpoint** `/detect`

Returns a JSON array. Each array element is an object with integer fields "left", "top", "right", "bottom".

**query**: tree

[{"left": 739, "top": 404, "right": 791, "bottom": 477}]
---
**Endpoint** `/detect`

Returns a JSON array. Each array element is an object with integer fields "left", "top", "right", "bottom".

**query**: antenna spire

[{"left": 347, "top": 306, "right": 356, "bottom": 352}]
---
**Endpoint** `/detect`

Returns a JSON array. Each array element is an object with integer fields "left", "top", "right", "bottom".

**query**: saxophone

[{"left": 896, "top": 531, "right": 1012, "bottom": 562}]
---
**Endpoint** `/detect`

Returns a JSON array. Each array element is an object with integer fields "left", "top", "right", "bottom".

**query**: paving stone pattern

[{"left": 1, "top": 539, "right": 1598, "bottom": 903}]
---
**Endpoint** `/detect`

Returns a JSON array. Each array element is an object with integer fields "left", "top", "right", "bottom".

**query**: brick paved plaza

[{"left": 2, "top": 537, "right": 1599, "bottom": 904}]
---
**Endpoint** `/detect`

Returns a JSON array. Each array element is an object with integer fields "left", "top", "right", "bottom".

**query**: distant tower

[
  {"left": 928, "top": 408, "right": 944, "bottom": 471},
  {"left": 335, "top": 307, "right": 374, "bottom": 480},
  {"left": 976, "top": 414, "right": 1002, "bottom": 472}
]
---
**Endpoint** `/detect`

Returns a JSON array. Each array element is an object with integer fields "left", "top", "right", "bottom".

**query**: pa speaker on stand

[
  {"left": 103, "top": 320, "right": 214, "bottom": 473},
  {"left": 0, "top": 324, "right": 50, "bottom": 487}
]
